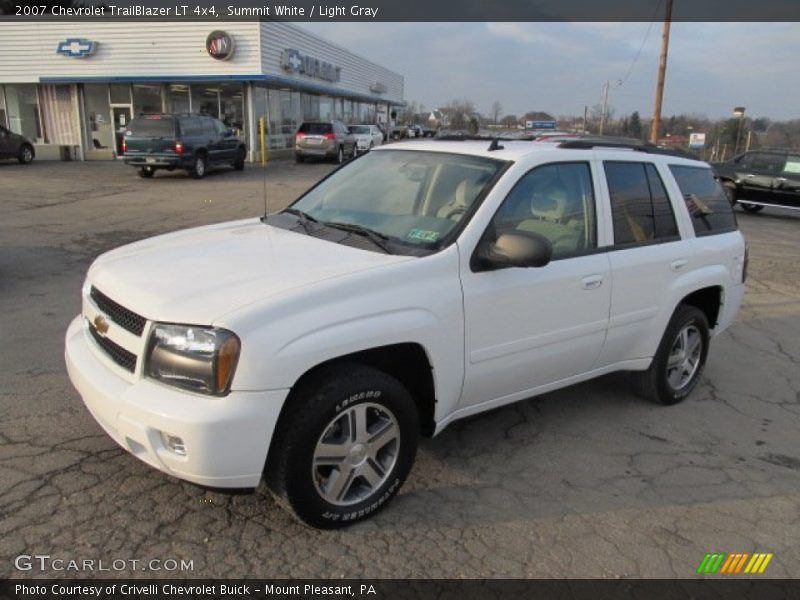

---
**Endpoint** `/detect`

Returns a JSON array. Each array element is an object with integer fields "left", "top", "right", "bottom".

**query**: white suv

[{"left": 65, "top": 138, "right": 746, "bottom": 528}]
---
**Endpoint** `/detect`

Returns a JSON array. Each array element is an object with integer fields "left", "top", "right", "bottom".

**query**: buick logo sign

[{"left": 206, "top": 30, "right": 235, "bottom": 61}]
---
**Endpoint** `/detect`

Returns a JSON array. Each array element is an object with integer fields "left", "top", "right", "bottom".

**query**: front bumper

[{"left": 65, "top": 316, "right": 288, "bottom": 488}]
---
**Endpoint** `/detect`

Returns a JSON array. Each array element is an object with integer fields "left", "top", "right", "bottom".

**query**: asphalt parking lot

[{"left": 1, "top": 158, "right": 799, "bottom": 579}]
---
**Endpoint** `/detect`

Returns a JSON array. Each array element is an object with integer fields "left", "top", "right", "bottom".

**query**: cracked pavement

[{"left": 1, "top": 160, "right": 799, "bottom": 579}]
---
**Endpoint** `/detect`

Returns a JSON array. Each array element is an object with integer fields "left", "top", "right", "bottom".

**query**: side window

[
  {"left": 214, "top": 119, "right": 226, "bottom": 135},
  {"left": 604, "top": 162, "right": 678, "bottom": 246},
  {"left": 645, "top": 164, "right": 679, "bottom": 239},
  {"left": 490, "top": 162, "right": 597, "bottom": 259},
  {"left": 669, "top": 165, "right": 738, "bottom": 236},
  {"left": 202, "top": 118, "right": 216, "bottom": 137},
  {"left": 746, "top": 152, "right": 784, "bottom": 174},
  {"left": 782, "top": 155, "right": 800, "bottom": 175},
  {"left": 179, "top": 118, "right": 201, "bottom": 136}
]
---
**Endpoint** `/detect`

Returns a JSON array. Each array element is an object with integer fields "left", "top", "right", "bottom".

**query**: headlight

[{"left": 145, "top": 324, "right": 240, "bottom": 396}]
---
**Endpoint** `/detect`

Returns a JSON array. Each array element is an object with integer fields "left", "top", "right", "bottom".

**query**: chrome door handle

[
  {"left": 581, "top": 275, "right": 603, "bottom": 290},
  {"left": 671, "top": 259, "right": 689, "bottom": 271}
]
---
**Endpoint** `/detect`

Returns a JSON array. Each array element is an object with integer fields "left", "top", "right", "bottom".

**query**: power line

[{"left": 618, "top": 0, "right": 663, "bottom": 87}]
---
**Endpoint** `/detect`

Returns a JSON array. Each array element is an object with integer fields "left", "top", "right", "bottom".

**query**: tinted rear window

[
  {"left": 127, "top": 117, "right": 175, "bottom": 137},
  {"left": 298, "top": 122, "right": 332, "bottom": 135},
  {"left": 669, "top": 165, "right": 737, "bottom": 236}
]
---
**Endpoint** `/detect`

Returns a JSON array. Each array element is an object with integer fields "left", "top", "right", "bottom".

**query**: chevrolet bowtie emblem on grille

[{"left": 94, "top": 315, "right": 109, "bottom": 335}]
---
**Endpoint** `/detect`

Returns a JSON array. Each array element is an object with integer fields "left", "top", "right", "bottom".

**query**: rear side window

[
  {"left": 669, "top": 165, "right": 737, "bottom": 236},
  {"left": 604, "top": 162, "right": 679, "bottom": 246},
  {"left": 127, "top": 116, "right": 175, "bottom": 137},
  {"left": 201, "top": 118, "right": 216, "bottom": 136},
  {"left": 298, "top": 122, "right": 332, "bottom": 135},
  {"left": 179, "top": 118, "right": 202, "bottom": 136}
]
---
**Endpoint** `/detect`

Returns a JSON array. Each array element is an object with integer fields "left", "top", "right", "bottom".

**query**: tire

[
  {"left": 336, "top": 146, "right": 344, "bottom": 164},
  {"left": 137, "top": 166, "right": 155, "bottom": 178},
  {"left": 233, "top": 147, "right": 246, "bottom": 171},
  {"left": 190, "top": 154, "right": 207, "bottom": 179},
  {"left": 351, "top": 143, "right": 358, "bottom": 159},
  {"left": 634, "top": 305, "right": 710, "bottom": 405},
  {"left": 369, "top": 141, "right": 374, "bottom": 151},
  {"left": 741, "top": 203, "right": 764, "bottom": 213},
  {"left": 295, "top": 154, "right": 305, "bottom": 163},
  {"left": 18, "top": 144, "right": 34, "bottom": 165},
  {"left": 266, "top": 362, "right": 419, "bottom": 529}
]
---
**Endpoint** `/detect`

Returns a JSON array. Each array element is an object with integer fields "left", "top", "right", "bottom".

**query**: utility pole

[
  {"left": 583, "top": 105, "right": 588, "bottom": 133},
  {"left": 599, "top": 81, "right": 610, "bottom": 136},
  {"left": 650, "top": 0, "right": 673, "bottom": 144}
]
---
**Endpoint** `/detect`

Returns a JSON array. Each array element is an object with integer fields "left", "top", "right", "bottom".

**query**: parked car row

[{"left": 711, "top": 149, "right": 800, "bottom": 212}]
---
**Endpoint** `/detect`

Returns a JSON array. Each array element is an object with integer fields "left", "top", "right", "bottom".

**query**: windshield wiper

[
  {"left": 282, "top": 207, "right": 319, "bottom": 233},
  {"left": 322, "top": 221, "right": 394, "bottom": 253}
]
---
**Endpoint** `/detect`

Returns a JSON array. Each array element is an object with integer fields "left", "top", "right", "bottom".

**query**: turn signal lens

[
  {"left": 216, "top": 336, "right": 240, "bottom": 393},
  {"left": 121, "top": 138, "right": 127, "bottom": 153},
  {"left": 175, "top": 141, "right": 184, "bottom": 154},
  {"left": 323, "top": 133, "right": 336, "bottom": 140},
  {"left": 295, "top": 132, "right": 306, "bottom": 139}
]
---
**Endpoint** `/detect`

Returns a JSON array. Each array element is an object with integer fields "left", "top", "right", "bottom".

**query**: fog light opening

[{"left": 160, "top": 432, "right": 186, "bottom": 456}]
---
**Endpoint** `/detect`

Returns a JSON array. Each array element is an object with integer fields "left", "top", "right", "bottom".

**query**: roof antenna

[{"left": 487, "top": 137, "right": 504, "bottom": 152}]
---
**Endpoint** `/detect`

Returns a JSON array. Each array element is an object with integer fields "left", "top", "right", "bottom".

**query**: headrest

[{"left": 531, "top": 181, "right": 569, "bottom": 221}]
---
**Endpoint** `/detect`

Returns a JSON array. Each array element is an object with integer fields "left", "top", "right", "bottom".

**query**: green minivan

[{"left": 123, "top": 114, "right": 246, "bottom": 179}]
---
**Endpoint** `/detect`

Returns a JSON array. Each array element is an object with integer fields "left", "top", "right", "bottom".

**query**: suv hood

[{"left": 88, "top": 218, "right": 413, "bottom": 324}]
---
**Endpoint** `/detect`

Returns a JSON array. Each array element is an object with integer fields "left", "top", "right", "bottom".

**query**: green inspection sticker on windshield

[{"left": 407, "top": 229, "right": 440, "bottom": 242}]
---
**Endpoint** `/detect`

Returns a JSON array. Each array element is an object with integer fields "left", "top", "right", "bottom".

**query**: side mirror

[{"left": 472, "top": 231, "right": 552, "bottom": 271}]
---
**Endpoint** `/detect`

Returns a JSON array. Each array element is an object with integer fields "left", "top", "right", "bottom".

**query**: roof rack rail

[
  {"left": 434, "top": 132, "right": 536, "bottom": 142},
  {"left": 558, "top": 138, "right": 697, "bottom": 159}
]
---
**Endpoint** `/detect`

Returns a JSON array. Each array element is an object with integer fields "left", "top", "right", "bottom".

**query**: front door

[
  {"left": 459, "top": 162, "right": 611, "bottom": 409},
  {"left": 111, "top": 106, "right": 132, "bottom": 155},
  {"left": 737, "top": 152, "right": 783, "bottom": 203}
]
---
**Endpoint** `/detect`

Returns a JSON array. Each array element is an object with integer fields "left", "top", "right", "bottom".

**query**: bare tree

[{"left": 491, "top": 101, "right": 503, "bottom": 125}]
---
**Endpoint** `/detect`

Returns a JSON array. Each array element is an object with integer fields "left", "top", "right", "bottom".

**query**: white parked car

[
  {"left": 66, "top": 139, "right": 746, "bottom": 528},
  {"left": 348, "top": 124, "right": 383, "bottom": 153}
]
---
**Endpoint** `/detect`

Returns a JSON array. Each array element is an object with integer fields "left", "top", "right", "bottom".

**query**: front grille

[
  {"left": 88, "top": 324, "right": 137, "bottom": 373},
  {"left": 90, "top": 286, "right": 146, "bottom": 336}
]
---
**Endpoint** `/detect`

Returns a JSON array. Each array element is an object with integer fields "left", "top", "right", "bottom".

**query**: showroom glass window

[
  {"left": 132, "top": 84, "right": 163, "bottom": 115},
  {"left": 83, "top": 84, "right": 113, "bottom": 149},
  {"left": 219, "top": 82, "right": 244, "bottom": 131},
  {"left": 167, "top": 84, "right": 190, "bottom": 114},
  {"left": 0, "top": 86, "right": 7, "bottom": 128},
  {"left": 4, "top": 84, "right": 41, "bottom": 140}
]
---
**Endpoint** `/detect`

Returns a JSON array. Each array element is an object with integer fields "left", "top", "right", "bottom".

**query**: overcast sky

[{"left": 299, "top": 22, "right": 800, "bottom": 121}]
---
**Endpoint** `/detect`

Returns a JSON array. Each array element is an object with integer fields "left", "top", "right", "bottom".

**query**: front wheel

[
  {"left": 634, "top": 305, "right": 710, "bottom": 405},
  {"left": 335, "top": 146, "right": 344, "bottom": 164},
  {"left": 740, "top": 203, "right": 764, "bottom": 213},
  {"left": 266, "top": 363, "right": 419, "bottom": 529}
]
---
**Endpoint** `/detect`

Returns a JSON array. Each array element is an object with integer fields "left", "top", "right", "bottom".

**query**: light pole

[{"left": 733, "top": 106, "right": 746, "bottom": 155}]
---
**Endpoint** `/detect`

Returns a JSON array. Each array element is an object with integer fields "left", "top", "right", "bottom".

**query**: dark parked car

[
  {"left": 712, "top": 149, "right": 800, "bottom": 212},
  {"left": 0, "top": 125, "right": 34, "bottom": 164},
  {"left": 295, "top": 121, "right": 356, "bottom": 164},
  {"left": 123, "top": 114, "right": 246, "bottom": 179}
]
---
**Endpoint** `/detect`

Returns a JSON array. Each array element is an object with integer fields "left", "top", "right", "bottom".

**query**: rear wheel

[
  {"left": 295, "top": 154, "right": 305, "bottom": 163},
  {"left": 18, "top": 144, "right": 34, "bottom": 165},
  {"left": 190, "top": 154, "right": 207, "bottom": 179},
  {"left": 336, "top": 146, "right": 344, "bottom": 164},
  {"left": 634, "top": 305, "right": 710, "bottom": 405},
  {"left": 266, "top": 363, "right": 419, "bottom": 529},
  {"left": 137, "top": 166, "right": 155, "bottom": 178},
  {"left": 233, "top": 147, "right": 246, "bottom": 171}
]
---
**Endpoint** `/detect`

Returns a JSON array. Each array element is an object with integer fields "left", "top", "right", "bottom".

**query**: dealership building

[{"left": 0, "top": 21, "right": 405, "bottom": 160}]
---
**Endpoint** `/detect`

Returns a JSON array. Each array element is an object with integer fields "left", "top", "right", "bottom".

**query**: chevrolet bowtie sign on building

[
  {"left": 56, "top": 38, "right": 97, "bottom": 58},
  {"left": 281, "top": 48, "right": 342, "bottom": 83}
]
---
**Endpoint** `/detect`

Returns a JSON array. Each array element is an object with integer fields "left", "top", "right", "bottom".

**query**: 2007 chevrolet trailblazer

[{"left": 65, "top": 139, "right": 746, "bottom": 527}]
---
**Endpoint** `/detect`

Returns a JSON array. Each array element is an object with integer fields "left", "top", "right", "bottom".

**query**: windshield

[
  {"left": 298, "top": 122, "right": 332, "bottom": 135},
  {"left": 349, "top": 126, "right": 371, "bottom": 134},
  {"left": 288, "top": 150, "right": 507, "bottom": 251}
]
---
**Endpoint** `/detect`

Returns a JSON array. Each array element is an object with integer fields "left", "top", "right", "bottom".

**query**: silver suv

[{"left": 295, "top": 120, "right": 356, "bottom": 164}]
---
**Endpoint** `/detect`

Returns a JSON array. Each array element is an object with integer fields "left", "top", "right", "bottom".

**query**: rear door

[
  {"left": 594, "top": 160, "right": 689, "bottom": 367},
  {"left": 213, "top": 118, "right": 238, "bottom": 162},
  {"left": 774, "top": 153, "right": 800, "bottom": 208},
  {"left": 737, "top": 152, "right": 783, "bottom": 203},
  {"left": 125, "top": 116, "right": 176, "bottom": 157},
  {"left": 200, "top": 117, "right": 223, "bottom": 163}
]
